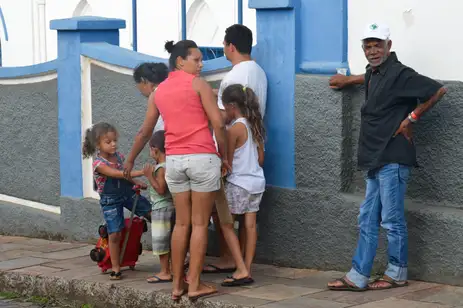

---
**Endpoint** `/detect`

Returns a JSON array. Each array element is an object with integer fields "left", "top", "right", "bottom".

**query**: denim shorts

[
  {"left": 165, "top": 153, "right": 221, "bottom": 193},
  {"left": 100, "top": 194, "right": 152, "bottom": 234}
]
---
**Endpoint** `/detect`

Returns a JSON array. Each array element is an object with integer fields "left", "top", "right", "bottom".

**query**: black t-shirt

[{"left": 358, "top": 52, "right": 443, "bottom": 171}]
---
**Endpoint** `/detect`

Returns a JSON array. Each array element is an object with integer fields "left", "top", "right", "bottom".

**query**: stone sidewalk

[{"left": 0, "top": 236, "right": 462, "bottom": 308}]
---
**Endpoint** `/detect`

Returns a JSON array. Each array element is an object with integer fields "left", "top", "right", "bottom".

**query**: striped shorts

[{"left": 151, "top": 205, "right": 175, "bottom": 256}]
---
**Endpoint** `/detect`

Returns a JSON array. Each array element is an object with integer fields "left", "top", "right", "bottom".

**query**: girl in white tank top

[{"left": 221, "top": 84, "right": 265, "bottom": 279}]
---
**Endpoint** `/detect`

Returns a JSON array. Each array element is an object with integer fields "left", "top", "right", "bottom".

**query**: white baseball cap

[{"left": 362, "top": 23, "right": 390, "bottom": 41}]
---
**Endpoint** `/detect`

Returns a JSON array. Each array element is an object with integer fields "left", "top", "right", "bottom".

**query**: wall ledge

[
  {"left": 0, "top": 60, "right": 58, "bottom": 79},
  {"left": 50, "top": 16, "right": 126, "bottom": 31},
  {"left": 299, "top": 61, "right": 350, "bottom": 75},
  {"left": 249, "top": 0, "right": 296, "bottom": 9}
]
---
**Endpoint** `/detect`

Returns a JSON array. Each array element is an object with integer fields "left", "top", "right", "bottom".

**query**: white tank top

[{"left": 227, "top": 118, "right": 266, "bottom": 194}]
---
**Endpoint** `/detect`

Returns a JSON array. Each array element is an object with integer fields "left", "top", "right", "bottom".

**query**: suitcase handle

[{"left": 132, "top": 185, "right": 142, "bottom": 195}]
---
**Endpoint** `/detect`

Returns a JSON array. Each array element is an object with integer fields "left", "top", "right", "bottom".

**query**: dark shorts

[{"left": 100, "top": 194, "right": 151, "bottom": 234}]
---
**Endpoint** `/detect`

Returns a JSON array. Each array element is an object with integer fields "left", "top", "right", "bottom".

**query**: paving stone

[
  {"left": 399, "top": 285, "right": 463, "bottom": 306},
  {"left": 0, "top": 236, "right": 26, "bottom": 244},
  {"left": 50, "top": 265, "right": 104, "bottom": 279},
  {"left": 259, "top": 267, "right": 320, "bottom": 280},
  {"left": 0, "top": 250, "right": 46, "bottom": 262},
  {"left": 292, "top": 270, "right": 347, "bottom": 289},
  {"left": 207, "top": 294, "right": 272, "bottom": 306},
  {"left": 350, "top": 297, "right": 453, "bottom": 308},
  {"left": 0, "top": 257, "right": 51, "bottom": 271},
  {"left": 8, "top": 265, "right": 65, "bottom": 276},
  {"left": 34, "top": 246, "right": 94, "bottom": 260},
  {"left": 260, "top": 296, "right": 350, "bottom": 308},
  {"left": 41, "top": 256, "right": 95, "bottom": 270},
  {"left": 0, "top": 244, "right": 31, "bottom": 252},
  {"left": 234, "top": 284, "right": 322, "bottom": 301},
  {"left": 19, "top": 239, "right": 86, "bottom": 253},
  {"left": 308, "top": 281, "right": 440, "bottom": 305}
]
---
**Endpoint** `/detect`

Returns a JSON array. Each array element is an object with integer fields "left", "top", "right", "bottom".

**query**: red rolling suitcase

[{"left": 90, "top": 186, "right": 148, "bottom": 272}]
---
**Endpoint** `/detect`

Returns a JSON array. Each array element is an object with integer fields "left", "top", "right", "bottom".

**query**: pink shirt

[{"left": 155, "top": 70, "right": 217, "bottom": 156}]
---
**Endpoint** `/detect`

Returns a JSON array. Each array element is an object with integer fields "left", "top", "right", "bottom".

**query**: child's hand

[
  {"left": 221, "top": 159, "right": 232, "bottom": 177},
  {"left": 143, "top": 163, "right": 155, "bottom": 178}
]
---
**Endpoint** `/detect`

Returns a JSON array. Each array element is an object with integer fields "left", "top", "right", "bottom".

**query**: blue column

[
  {"left": 181, "top": 0, "right": 187, "bottom": 40},
  {"left": 298, "top": 0, "right": 348, "bottom": 74},
  {"left": 50, "top": 17, "right": 126, "bottom": 198},
  {"left": 249, "top": 0, "right": 299, "bottom": 189}
]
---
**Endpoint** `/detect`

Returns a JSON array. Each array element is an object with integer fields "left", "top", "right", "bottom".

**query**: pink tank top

[{"left": 154, "top": 70, "right": 218, "bottom": 156}]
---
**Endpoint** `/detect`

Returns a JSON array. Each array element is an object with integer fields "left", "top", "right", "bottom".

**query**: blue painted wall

[
  {"left": 249, "top": 0, "right": 298, "bottom": 189},
  {"left": 298, "top": 0, "right": 348, "bottom": 74}
]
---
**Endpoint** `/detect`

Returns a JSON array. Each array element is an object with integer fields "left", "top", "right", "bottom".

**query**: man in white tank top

[{"left": 205, "top": 24, "right": 268, "bottom": 274}]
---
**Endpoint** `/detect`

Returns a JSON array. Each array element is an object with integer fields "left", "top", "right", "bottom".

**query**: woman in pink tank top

[{"left": 124, "top": 40, "right": 230, "bottom": 300}]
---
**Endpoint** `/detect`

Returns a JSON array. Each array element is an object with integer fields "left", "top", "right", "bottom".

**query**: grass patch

[
  {"left": 28, "top": 295, "right": 49, "bottom": 305},
  {"left": 81, "top": 304, "right": 94, "bottom": 308},
  {"left": 0, "top": 291, "right": 20, "bottom": 299}
]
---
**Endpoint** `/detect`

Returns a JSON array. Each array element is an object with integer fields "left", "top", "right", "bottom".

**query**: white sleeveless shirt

[{"left": 227, "top": 118, "right": 266, "bottom": 194}]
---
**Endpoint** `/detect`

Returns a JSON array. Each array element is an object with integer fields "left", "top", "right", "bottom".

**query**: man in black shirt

[{"left": 327, "top": 23, "right": 447, "bottom": 291}]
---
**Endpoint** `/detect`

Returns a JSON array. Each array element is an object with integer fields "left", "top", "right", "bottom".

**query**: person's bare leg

[
  {"left": 147, "top": 253, "right": 172, "bottom": 282},
  {"left": 108, "top": 232, "right": 122, "bottom": 275},
  {"left": 239, "top": 218, "right": 246, "bottom": 257},
  {"left": 244, "top": 213, "right": 257, "bottom": 276},
  {"left": 221, "top": 216, "right": 249, "bottom": 282},
  {"left": 188, "top": 190, "right": 217, "bottom": 297},
  {"left": 203, "top": 212, "right": 236, "bottom": 271},
  {"left": 171, "top": 192, "right": 191, "bottom": 297}
]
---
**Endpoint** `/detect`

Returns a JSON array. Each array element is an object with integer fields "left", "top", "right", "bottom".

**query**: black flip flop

[
  {"left": 221, "top": 276, "right": 254, "bottom": 287},
  {"left": 109, "top": 271, "right": 122, "bottom": 280},
  {"left": 146, "top": 275, "right": 173, "bottom": 284},
  {"left": 327, "top": 277, "right": 367, "bottom": 292},
  {"left": 188, "top": 287, "right": 218, "bottom": 302},
  {"left": 202, "top": 264, "right": 236, "bottom": 274},
  {"left": 368, "top": 277, "right": 409, "bottom": 290}
]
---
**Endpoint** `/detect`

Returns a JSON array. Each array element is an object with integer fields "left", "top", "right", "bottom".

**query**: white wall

[
  {"left": 0, "top": 0, "right": 256, "bottom": 67},
  {"left": 348, "top": 0, "right": 463, "bottom": 81}
]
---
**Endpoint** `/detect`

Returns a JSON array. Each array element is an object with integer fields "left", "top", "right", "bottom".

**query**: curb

[{"left": 0, "top": 272, "right": 249, "bottom": 308}]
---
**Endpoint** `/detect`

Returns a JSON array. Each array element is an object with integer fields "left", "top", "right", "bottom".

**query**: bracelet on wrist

[{"left": 408, "top": 111, "right": 419, "bottom": 123}]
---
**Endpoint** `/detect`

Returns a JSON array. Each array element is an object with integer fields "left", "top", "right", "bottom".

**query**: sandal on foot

[
  {"left": 202, "top": 264, "right": 236, "bottom": 274},
  {"left": 146, "top": 275, "right": 173, "bottom": 284},
  {"left": 172, "top": 290, "right": 187, "bottom": 301},
  {"left": 188, "top": 286, "right": 217, "bottom": 301},
  {"left": 109, "top": 271, "right": 122, "bottom": 280},
  {"left": 327, "top": 277, "right": 367, "bottom": 292},
  {"left": 221, "top": 276, "right": 254, "bottom": 287},
  {"left": 368, "top": 277, "right": 408, "bottom": 290}
]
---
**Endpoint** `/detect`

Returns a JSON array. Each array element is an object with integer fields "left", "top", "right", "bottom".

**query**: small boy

[{"left": 144, "top": 130, "right": 174, "bottom": 283}]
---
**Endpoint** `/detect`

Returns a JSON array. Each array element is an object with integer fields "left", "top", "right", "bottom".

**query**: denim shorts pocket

[{"left": 398, "top": 165, "right": 411, "bottom": 183}]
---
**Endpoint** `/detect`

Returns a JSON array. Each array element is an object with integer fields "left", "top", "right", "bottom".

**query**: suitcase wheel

[
  {"left": 130, "top": 266, "right": 135, "bottom": 271},
  {"left": 90, "top": 248, "right": 105, "bottom": 262},
  {"left": 138, "top": 243, "right": 143, "bottom": 255}
]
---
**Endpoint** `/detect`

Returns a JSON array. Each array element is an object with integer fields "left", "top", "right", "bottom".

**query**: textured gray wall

[
  {"left": 247, "top": 75, "right": 463, "bottom": 286},
  {"left": 0, "top": 79, "right": 59, "bottom": 205}
]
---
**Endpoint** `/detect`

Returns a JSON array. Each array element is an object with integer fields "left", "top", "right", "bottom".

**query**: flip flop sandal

[
  {"left": 368, "top": 277, "right": 409, "bottom": 290},
  {"left": 188, "top": 286, "right": 217, "bottom": 302},
  {"left": 172, "top": 290, "right": 187, "bottom": 302},
  {"left": 221, "top": 276, "right": 254, "bottom": 287},
  {"left": 146, "top": 275, "right": 173, "bottom": 284},
  {"left": 109, "top": 271, "right": 122, "bottom": 280},
  {"left": 202, "top": 264, "right": 237, "bottom": 274},
  {"left": 327, "top": 277, "right": 367, "bottom": 292}
]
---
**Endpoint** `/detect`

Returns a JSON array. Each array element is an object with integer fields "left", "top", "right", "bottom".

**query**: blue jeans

[
  {"left": 100, "top": 193, "right": 152, "bottom": 234},
  {"left": 346, "top": 163, "right": 411, "bottom": 288}
]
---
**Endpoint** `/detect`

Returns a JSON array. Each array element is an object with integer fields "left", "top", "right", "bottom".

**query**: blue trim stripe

[
  {"left": 0, "top": 7, "right": 8, "bottom": 41},
  {"left": 132, "top": 0, "right": 137, "bottom": 51},
  {"left": 237, "top": 0, "right": 243, "bottom": 24},
  {"left": 181, "top": 0, "right": 187, "bottom": 40},
  {"left": 0, "top": 60, "right": 57, "bottom": 78}
]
